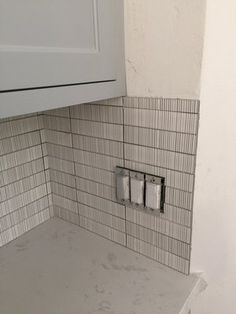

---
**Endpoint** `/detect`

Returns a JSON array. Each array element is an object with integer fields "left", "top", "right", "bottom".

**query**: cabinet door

[{"left": 0, "top": 0, "right": 122, "bottom": 91}]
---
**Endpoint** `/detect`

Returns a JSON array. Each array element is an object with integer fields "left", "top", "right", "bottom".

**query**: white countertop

[{"left": 0, "top": 218, "right": 205, "bottom": 314}]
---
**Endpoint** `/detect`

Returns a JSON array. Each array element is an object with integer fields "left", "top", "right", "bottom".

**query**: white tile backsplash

[{"left": 0, "top": 96, "right": 199, "bottom": 274}]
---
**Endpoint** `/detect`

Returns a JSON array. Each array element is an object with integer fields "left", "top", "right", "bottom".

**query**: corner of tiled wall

[
  {"left": 0, "top": 113, "right": 52, "bottom": 247},
  {"left": 40, "top": 107, "right": 79, "bottom": 226},
  {"left": 40, "top": 96, "right": 200, "bottom": 274},
  {"left": 41, "top": 98, "right": 126, "bottom": 245},
  {"left": 70, "top": 98, "right": 126, "bottom": 246},
  {"left": 0, "top": 96, "right": 200, "bottom": 274}
]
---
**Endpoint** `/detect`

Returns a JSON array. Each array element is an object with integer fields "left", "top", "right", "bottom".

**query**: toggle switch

[
  {"left": 116, "top": 167, "right": 130, "bottom": 203},
  {"left": 145, "top": 175, "right": 165, "bottom": 212},
  {"left": 130, "top": 171, "right": 144, "bottom": 206}
]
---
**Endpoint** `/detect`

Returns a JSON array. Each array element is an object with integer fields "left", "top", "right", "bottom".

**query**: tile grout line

[
  {"left": 38, "top": 114, "right": 53, "bottom": 218},
  {"left": 0, "top": 157, "right": 44, "bottom": 179},
  {"left": 122, "top": 97, "right": 128, "bottom": 248},
  {"left": 69, "top": 106, "right": 80, "bottom": 224},
  {"left": 43, "top": 149, "right": 196, "bottom": 176},
  {"left": 42, "top": 137, "right": 197, "bottom": 156},
  {"left": 49, "top": 188, "right": 193, "bottom": 229},
  {"left": 0, "top": 195, "right": 49, "bottom": 221},
  {"left": 188, "top": 102, "right": 201, "bottom": 274},
  {"left": 0, "top": 204, "right": 50, "bottom": 235}
]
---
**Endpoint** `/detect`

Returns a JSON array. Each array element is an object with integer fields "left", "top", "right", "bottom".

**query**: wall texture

[
  {"left": 0, "top": 114, "right": 51, "bottom": 247},
  {"left": 191, "top": 0, "right": 236, "bottom": 312},
  {"left": 124, "top": 0, "right": 206, "bottom": 99},
  {"left": 41, "top": 96, "right": 199, "bottom": 274}
]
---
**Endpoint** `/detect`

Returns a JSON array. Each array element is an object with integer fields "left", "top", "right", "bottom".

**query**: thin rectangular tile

[
  {"left": 41, "top": 129, "right": 72, "bottom": 147},
  {"left": 52, "top": 194, "right": 78, "bottom": 214},
  {"left": 50, "top": 181, "right": 77, "bottom": 202},
  {"left": 42, "top": 115, "right": 71, "bottom": 133},
  {"left": 0, "top": 145, "right": 43, "bottom": 171},
  {"left": 73, "top": 149, "right": 123, "bottom": 172},
  {"left": 124, "top": 126, "right": 159, "bottom": 148},
  {"left": 70, "top": 104, "right": 123, "bottom": 124},
  {"left": 126, "top": 206, "right": 191, "bottom": 243},
  {"left": 43, "top": 143, "right": 74, "bottom": 162},
  {"left": 76, "top": 177, "right": 117, "bottom": 202},
  {"left": 46, "top": 169, "right": 75, "bottom": 188},
  {"left": 126, "top": 222, "right": 190, "bottom": 260},
  {"left": 53, "top": 206, "right": 80, "bottom": 225},
  {"left": 161, "top": 204, "right": 192, "bottom": 227},
  {"left": 45, "top": 157, "right": 75, "bottom": 175},
  {"left": 127, "top": 235, "right": 189, "bottom": 274},
  {"left": 0, "top": 208, "right": 50, "bottom": 248},
  {"left": 0, "top": 196, "right": 49, "bottom": 233},
  {"left": 3, "top": 171, "right": 46, "bottom": 201},
  {"left": 0, "top": 184, "right": 48, "bottom": 218},
  {"left": 0, "top": 116, "right": 40, "bottom": 140},
  {"left": 72, "top": 134, "right": 123, "bottom": 159},
  {"left": 77, "top": 190, "right": 125, "bottom": 219},
  {"left": 79, "top": 203, "right": 125, "bottom": 233},
  {"left": 80, "top": 216, "right": 126, "bottom": 246},
  {"left": 0, "top": 131, "right": 41, "bottom": 156},
  {"left": 71, "top": 119, "right": 123, "bottom": 142},
  {"left": 75, "top": 163, "right": 115, "bottom": 187}
]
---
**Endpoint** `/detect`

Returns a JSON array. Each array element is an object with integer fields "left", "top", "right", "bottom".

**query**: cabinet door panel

[{"left": 0, "top": 0, "right": 121, "bottom": 91}]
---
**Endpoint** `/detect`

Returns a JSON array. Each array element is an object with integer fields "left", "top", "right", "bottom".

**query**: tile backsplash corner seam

[
  {"left": 38, "top": 113, "right": 53, "bottom": 219},
  {"left": 0, "top": 96, "right": 200, "bottom": 275}
]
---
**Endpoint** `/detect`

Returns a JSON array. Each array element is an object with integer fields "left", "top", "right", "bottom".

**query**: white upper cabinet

[{"left": 0, "top": 0, "right": 126, "bottom": 118}]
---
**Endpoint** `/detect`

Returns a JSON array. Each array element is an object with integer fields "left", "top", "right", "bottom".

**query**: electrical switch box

[
  {"left": 130, "top": 171, "right": 144, "bottom": 206},
  {"left": 115, "top": 167, "right": 165, "bottom": 214},
  {"left": 145, "top": 175, "right": 165, "bottom": 213},
  {"left": 116, "top": 167, "right": 130, "bottom": 203}
]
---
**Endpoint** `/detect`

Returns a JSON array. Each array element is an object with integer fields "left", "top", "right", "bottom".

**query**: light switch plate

[
  {"left": 130, "top": 171, "right": 144, "bottom": 206},
  {"left": 145, "top": 175, "right": 165, "bottom": 213},
  {"left": 116, "top": 167, "right": 130, "bottom": 203},
  {"left": 115, "top": 167, "right": 165, "bottom": 214}
]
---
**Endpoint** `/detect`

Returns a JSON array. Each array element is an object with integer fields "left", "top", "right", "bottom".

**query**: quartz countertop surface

[{"left": 0, "top": 218, "right": 205, "bottom": 314}]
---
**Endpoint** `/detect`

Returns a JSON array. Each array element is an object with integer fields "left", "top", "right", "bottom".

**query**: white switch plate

[
  {"left": 145, "top": 175, "right": 163, "bottom": 212},
  {"left": 130, "top": 171, "right": 144, "bottom": 205},
  {"left": 146, "top": 181, "right": 161, "bottom": 211},
  {"left": 116, "top": 167, "right": 130, "bottom": 202}
]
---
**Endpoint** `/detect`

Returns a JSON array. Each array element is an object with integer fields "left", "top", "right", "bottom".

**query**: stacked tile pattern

[
  {"left": 71, "top": 99, "right": 126, "bottom": 246},
  {"left": 42, "top": 99, "right": 126, "bottom": 246},
  {"left": 0, "top": 97, "right": 199, "bottom": 274},
  {"left": 40, "top": 108, "right": 79, "bottom": 226},
  {"left": 42, "top": 97, "right": 199, "bottom": 274},
  {"left": 0, "top": 114, "right": 51, "bottom": 247},
  {"left": 123, "top": 97, "right": 199, "bottom": 274}
]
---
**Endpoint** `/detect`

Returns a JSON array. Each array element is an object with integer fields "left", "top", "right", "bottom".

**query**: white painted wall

[
  {"left": 124, "top": 0, "right": 206, "bottom": 99},
  {"left": 191, "top": 0, "right": 236, "bottom": 313}
]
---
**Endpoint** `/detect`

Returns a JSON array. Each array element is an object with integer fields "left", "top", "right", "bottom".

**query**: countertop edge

[{"left": 179, "top": 272, "right": 207, "bottom": 314}]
